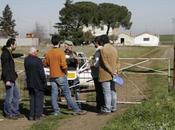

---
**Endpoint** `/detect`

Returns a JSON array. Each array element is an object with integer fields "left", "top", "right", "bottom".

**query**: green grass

[
  {"left": 160, "top": 34, "right": 175, "bottom": 45},
  {"left": 118, "top": 46, "right": 156, "bottom": 58},
  {"left": 0, "top": 45, "right": 171, "bottom": 129},
  {"left": 160, "top": 35, "right": 175, "bottom": 42},
  {"left": 103, "top": 75, "right": 175, "bottom": 130},
  {"left": 28, "top": 114, "right": 71, "bottom": 130}
]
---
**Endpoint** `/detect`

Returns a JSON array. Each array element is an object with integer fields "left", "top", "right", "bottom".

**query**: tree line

[
  {"left": 55, "top": 0, "right": 132, "bottom": 45},
  {"left": 0, "top": 1, "right": 132, "bottom": 45}
]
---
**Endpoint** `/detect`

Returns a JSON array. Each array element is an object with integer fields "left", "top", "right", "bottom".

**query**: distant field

[{"left": 159, "top": 34, "right": 175, "bottom": 45}]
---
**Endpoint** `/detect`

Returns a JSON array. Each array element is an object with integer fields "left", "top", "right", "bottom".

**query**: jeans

[
  {"left": 101, "top": 81, "right": 117, "bottom": 112},
  {"left": 50, "top": 76, "right": 80, "bottom": 113},
  {"left": 70, "top": 78, "right": 81, "bottom": 109},
  {"left": 4, "top": 82, "right": 20, "bottom": 117}
]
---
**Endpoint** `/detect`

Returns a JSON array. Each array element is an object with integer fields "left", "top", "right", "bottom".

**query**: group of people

[
  {"left": 1, "top": 36, "right": 86, "bottom": 120},
  {"left": 91, "top": 34, "right": 120, "bottom": 114},
  {"left": 0, "top": 34, "right": 119, "bottom": 120}
]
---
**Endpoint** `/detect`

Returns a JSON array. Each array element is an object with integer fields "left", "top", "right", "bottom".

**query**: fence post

[
  {"left": 168, "top": 58, "right": 171, "bottom": 92},
  {"left": 173, "top": 46, "right": 175, "bottom": 90}
]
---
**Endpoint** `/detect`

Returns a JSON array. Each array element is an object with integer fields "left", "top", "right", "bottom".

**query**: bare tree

[{"left": 32, "top": 22, "right": 47, "bottom": 42}]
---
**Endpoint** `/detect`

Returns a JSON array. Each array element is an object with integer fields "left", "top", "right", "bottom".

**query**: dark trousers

[
  {"left": 29, "top": 89, "right": 44, "bottom": 118},
  {"left": 93, "top": 78, "right": 104, "bottom": 111}
]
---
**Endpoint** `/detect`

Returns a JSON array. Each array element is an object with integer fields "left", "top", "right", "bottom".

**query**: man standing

[
  {"left": 24, "top": 47, "right": 46, "bottom": 120},
  {"left": 44, "top": 35, "right": 86, "bottom": 116},
  {"left": 64, "top": 40, "right": 81, "bottom": 108},
  {"left": 1, "top": 38, "right": 23, "bottom": 119},
  {"left": 98, "top": 35, "right": 120, "bottom": 114},
  {"left": 90, "top": 36, "right": 104, "bottom": 113}
]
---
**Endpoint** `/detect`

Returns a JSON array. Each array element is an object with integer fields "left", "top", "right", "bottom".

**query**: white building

[
  {"left": 134, "top": 32, "right": 159, "bottom": 46},
  {"left": 116, "top": 33, "right": 134, "bottom": 46},
  {"left": 83, "top": 25, "right": 116, "bottom": 36},
  {"left": 0, "top": 38, "right": 39, "bottom": 46},
  {"left": 116, "top": 32, "right": 159, "bottom": 46}
]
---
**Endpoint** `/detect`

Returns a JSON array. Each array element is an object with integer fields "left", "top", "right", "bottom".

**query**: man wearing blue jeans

[
  {"left": 44, "top": 35, "right": 86, "bottom": 116},
  {"left": 1, "top": 38, "right": 23, "bottom": 119},
  {"left": 4, "top": 83, "right": 20, "bottom": 118},
  {"left": 101, "top": 81, "right": 117, "bottom": 113},
  {"left": 50, "top": 76, "right": 81, "bottom": 114},
  {"left": 98, "top": 35, "right": 120, "bottom": 114}
]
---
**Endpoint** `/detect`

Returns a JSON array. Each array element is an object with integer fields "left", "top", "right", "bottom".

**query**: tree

[
  {"left": 55, "top": 1, "right": 132, "bottom": 44},
  {"left": 65, "top": 0, "right": 73, "bottom": 7},
  {"left": 98, "top": 3, "right": 132, "bottom": 35},
  {"left": 54, "top": 1, "right": 98, "bottom": 45},
  {"left": 0, "top": 5, "right": 18, "bottom": 38},
  {"left": 33, "top": 22, "right": 47, "bottom": 42},
  {"left": 83, "top": 31, "right": 95, "bottom": 43}
]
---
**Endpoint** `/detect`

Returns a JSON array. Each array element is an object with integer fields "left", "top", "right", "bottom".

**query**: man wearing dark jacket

[
  {"left": 1, "top": 38, "right": 23, "bottom": 119},
  {"left": 24, "top": 47, "right": 46, "bottom": 120}
]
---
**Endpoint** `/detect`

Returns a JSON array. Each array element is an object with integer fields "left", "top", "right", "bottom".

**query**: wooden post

[{"left": 173, "top": 46, "right": 175, "bottom": 90}]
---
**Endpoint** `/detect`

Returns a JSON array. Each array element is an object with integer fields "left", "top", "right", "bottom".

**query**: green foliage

[
  {"left": 55, "top": 1, "right": 132, "bottom": 44},
  {"left": 98, "top": 3, "right": 132, "bottom": 35},
  {"left": 55, "top": 1, "right": 98, "bottom": 45},
  {"left": 103, "top": 75, "right": 175, "bottom": 130},
  {"left": 0, "top": 4, "right": 18, "bottom": 37},
  {"left": 83, "top": 31, "right": 95, "bottom": 43}
]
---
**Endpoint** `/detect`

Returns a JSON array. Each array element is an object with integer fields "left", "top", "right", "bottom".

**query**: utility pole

[{"left": 172, "top": 18, "right": 175, "bottom": 90}]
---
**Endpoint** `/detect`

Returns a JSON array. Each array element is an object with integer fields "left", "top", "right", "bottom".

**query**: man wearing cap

[
  {"left": 63, "top": 40, "right": 81, "bottom": 107},
  {"left": 24, "top": 47, "right": 46, "bottom": 120}
]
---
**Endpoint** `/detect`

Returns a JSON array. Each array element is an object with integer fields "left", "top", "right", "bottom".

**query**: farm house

[
  {"left": 115, "top": 32, "right": 159, "bottom": 46},
  {"left": 134, "top": 32, "right": 159, "bottom": 46},
  {"left": 116, "top": 33, "right": 134, "bottom": 46}
]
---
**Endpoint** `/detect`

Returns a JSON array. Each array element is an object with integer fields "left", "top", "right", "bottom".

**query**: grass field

[
  {"left": 0, "top": 45, "right": 173, "bottom": 130},
  {"left": 103, "top": 75, "right": 175, "bottom": 130},
  {"left": 102, "top": 45, "right": 174, "bottom": 130},
  {"left": 159, "top": 34, "right": 175, "bottom": 45}
]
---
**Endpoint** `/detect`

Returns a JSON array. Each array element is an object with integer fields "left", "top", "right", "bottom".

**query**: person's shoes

[
  {"left": 96, "top": 109, "right": 102, "bottom": 113},
  {"left": 28, "top": 116, "right": 34, "bottom": 121},
  {"left": 111, "top": 110, "right": 117, "bottom": 113},
  {"left": 34, "top": 116, "right": 42, "bottom": 120},
  {"left": 5, "top": 115, "right": 18, "bottom": 120},
  {"left": 73, "top": 110, "right": 87, "bottom": 115},
  {"left": 51, "top": 112, "right": 60, "bottom": 116},
  {"left": 97, "top": 112, "right": 110, "bottom": 115},
  {"left": 15, "top": 114, "right": 25, "bottom": 118},
  {"left": 41, "top": 114, "right": 46, "bottom": 117}
]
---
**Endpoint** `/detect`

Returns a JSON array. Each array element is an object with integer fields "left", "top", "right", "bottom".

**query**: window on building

[{"left": 143, "top": 37, "right": 150, "bottom": 41}]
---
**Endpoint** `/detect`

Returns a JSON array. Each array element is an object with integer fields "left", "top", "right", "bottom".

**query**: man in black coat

[
  {"left": 24, "top": 47, "right": 46, "bottom": 120},
  {"left": 1, "top": 38, "right": 23, "bottom": 119}
]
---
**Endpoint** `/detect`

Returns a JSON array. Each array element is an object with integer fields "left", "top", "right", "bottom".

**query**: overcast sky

[{"left": 0, "top": 0, "right": 175, "bottom": 37}]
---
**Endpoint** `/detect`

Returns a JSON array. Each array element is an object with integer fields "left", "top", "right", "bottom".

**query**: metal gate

[{"left": 117, "top": 57, "right": 171, "bottom": 104}]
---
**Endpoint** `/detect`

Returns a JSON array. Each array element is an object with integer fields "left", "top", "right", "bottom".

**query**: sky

[{"left": 0, "top": 0, "right": 175, "bottom": 37}]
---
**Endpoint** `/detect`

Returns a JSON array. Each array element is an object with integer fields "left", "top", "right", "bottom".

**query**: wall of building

[
  {"left": 0, "top": 38, "right": 39, "bottom": 46},
  {"left": 116, "top": 33, "right": 134, "bottom": 46},
  {"left": 83, "top": 25, "right": 115, "bottom": 36},
  {"left": 134, "top": 33, "right": 159, "bottom": 46}
]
